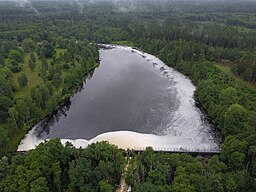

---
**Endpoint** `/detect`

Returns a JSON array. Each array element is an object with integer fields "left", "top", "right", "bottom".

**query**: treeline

[
  {"left": 0, "top": 140, "right": 125, "bottom": 192},
  {"left": 126, "top": 147, "right": 255, "bottom": 192},
  {"left": 1, "top": 0, "right": 255, "bottom": 84},
  {"left": 123, "top": 22, "right": 256, "bottom": 83}
]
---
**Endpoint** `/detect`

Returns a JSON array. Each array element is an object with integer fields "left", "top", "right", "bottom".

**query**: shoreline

[
  {"left": 18, "top": 129, "right": 220, "bottom": 152},
  {"left": 17, "top": 44, "right": 220, "bottom": 152},
  {"left": 11, "top": 62, "right": 99, "bottom": 152}
]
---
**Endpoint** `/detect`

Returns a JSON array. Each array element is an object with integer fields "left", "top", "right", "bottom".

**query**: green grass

[
  {"left": 215, "top": 63, "right": 256, "bottom": 90},
  {"left": 13, "top": 53, "right": 43, "bottom": 99},
  {"left": 13, "top": 48, "right": 67, "bottom": 99},
  {"left": 55, "top": 48, "right": 66, "bottom": 57},
  {"left": 215, "top": 63, "right": 232, "bottom": 74},
  {"left": 112, "top": 41, "right": 135, "bottom": 47},
  {"left": 232, "top": 25, "right": 256, "bottom": 33},
  {"left": 2, "top": 48, "right": 100, "bottom": 152}
]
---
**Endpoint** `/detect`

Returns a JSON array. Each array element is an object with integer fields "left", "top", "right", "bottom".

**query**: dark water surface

[{"left": 37, "top": 47, "right": 180, "bottom": 140}]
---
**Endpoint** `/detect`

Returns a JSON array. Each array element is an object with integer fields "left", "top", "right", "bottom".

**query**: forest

[{"left": 0, "top": 0, "right": 256, "bottom": 191}]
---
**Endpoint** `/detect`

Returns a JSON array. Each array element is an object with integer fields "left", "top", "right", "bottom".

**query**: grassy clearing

[
  {"left": 215, "top": 63, "right": 256, "bottom": 90},
  {"left": 215, "top": 63, "right": 232, "bottom": 74},
  {"left": 56, "top": 48, "right": 65, "bottom": 57},
  {"left": 234, "top": 26, "right": 256, "bottom": 33},
  {"left": 112, "top": 41, "right": 135, "bottom": 47},
  {"left": 13, "top": 49, "right": 67, "bottom": 99},
  {"left": 13, "top": 53, "right": 43, "bottom": 99}
]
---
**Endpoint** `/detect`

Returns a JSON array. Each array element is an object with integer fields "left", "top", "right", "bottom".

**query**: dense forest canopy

[{"left": 0, "top": 0, "right": 256, "bottom": 191}]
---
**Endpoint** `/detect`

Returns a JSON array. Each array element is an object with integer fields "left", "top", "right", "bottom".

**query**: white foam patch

[
  {"left": 18, "top": 128, "right": 217, "bottom": 151},
  {"left": 18, "top": 45, "right": 219, "bottom": 152}
]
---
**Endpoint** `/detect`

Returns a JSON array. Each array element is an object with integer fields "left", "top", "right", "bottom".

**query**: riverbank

[
  {"left": 10, "top": 62, "right": 99, "bottom": 152},
  {"left": 18, "top": 45, "right": 219, "bottom": 152},
  {"left": 18, "top": 130, "right": 219, "bottom": 152}
]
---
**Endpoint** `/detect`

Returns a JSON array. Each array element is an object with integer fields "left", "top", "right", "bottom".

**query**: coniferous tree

[{"left": 18, "top": 73, "right": 28, "bottom": 88}]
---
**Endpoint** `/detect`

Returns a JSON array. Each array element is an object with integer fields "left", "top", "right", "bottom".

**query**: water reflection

[{"left": 30, "top": 46, "right": 217, "bottom": 149}]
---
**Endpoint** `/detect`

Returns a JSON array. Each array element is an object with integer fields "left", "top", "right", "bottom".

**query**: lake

[{"left": 18, "top": 45, "right": 219, "bottom": 151}]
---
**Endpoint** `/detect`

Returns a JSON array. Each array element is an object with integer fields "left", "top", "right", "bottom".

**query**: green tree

[
  {"left": 248, "top": 146, "right": 256, "bottom": 176},
  {"left": 243, "top": 68, "right": 253, "bottom": 81},
  {"left": 98, "top": 181, "right": 113, "bottom": 192},
  {"left": 0, "top": 67, "right": 13, "bottom": 80},
  {"left": 221, "top": 136, "right": 248, "bottom": 170},
  {"left": 46, "top": 96, "right": 58, "bottom": 114},
  {"left": 223, "top": 104, "right": 249, "bottom": 136},
  {"left": 24, "top": 38, "right": 36, "bottom": 52},
  {"left": 9, "top": 50, "right": 23, "bottom": 63},
  {"left": 0, "top": 53, "right": 5, "bottom": 66},
  {"left": 206, "top": 155, "right": 227, "bottom": 174},
  {"left": 219, "top": 87, "right": 238, "bottom": 106},
  {"left": 0, "top": 126, "right": 10, "bottom": 157},
  {"left": 41, "top": 58, "right": 48, "bottom": 71},
  {"left": 28, "top": 59, "right": 35, "bottom": 71},
  {"left": 18, "top": 73, "right": 28, "bottom": 88},
  {"left": 38, "top": 85, "right": 50, "bottom": 109},
  {"left": 69, "top": 142, "right": 125, "bottom": 192},
  {"left": 171, "top": 183, "right": 195, "bottom": 192},
  {"left": 30, "top": 177, "right": 50, "bottom": 192},
  {"left": 41, "top": 43, "right": 56, "bottom": 58},
  {"left": 141, "top": 147, "right": 155, "bottom": 172},
  {"left": 30, "top": 52, "right": 36, "bottom": 63},
  {"left": 207, "top": 174, "right": 224, "bottom": 192},
  {"left": 0, "top": 96, "right": 13, "bottom": 122},
  {"left": 0, "top": 76, "right": 13, "bottom": 98},
  {"left": 147, "top": 164, "right": 168, "bottom": 185},
  {"left": 134, "top": 182, "right": 161, "bottom": 192},
  {"left": 31, "top": 87, "right": 43, "bottom": 109},
  {"left": 0, "top": 139, "right": 68, "bottom": 191},
  {"left": 15, "top": 99, "right": 30, "bottom": 124},
  {"left": 8, "top": 107, "right": 19, "bottom": 131},
  {"left": 52, "top": 73, "right": 62, "bottom": 88},
  {"left": 10, "top": 60, "right": 22, "bottom": 73},
  {"left": 40, "top": 66, "right": 47, "bottom": 82}
]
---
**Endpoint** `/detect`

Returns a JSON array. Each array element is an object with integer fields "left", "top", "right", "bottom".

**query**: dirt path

[
  {"left": 116, "top": 163, "right": 129, "bottom": 192},
  {"left": 116, "top": 177, "right": 128, "bottom": 192}
]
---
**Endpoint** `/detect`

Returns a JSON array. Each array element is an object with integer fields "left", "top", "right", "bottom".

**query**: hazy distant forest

[{"left": 0, "top": 0, "right": 256, "bottom": 191}]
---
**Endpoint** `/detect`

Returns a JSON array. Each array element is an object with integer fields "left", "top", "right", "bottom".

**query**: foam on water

[{"left": 18, "top": 45, "right": 219, "bottom": 152}]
